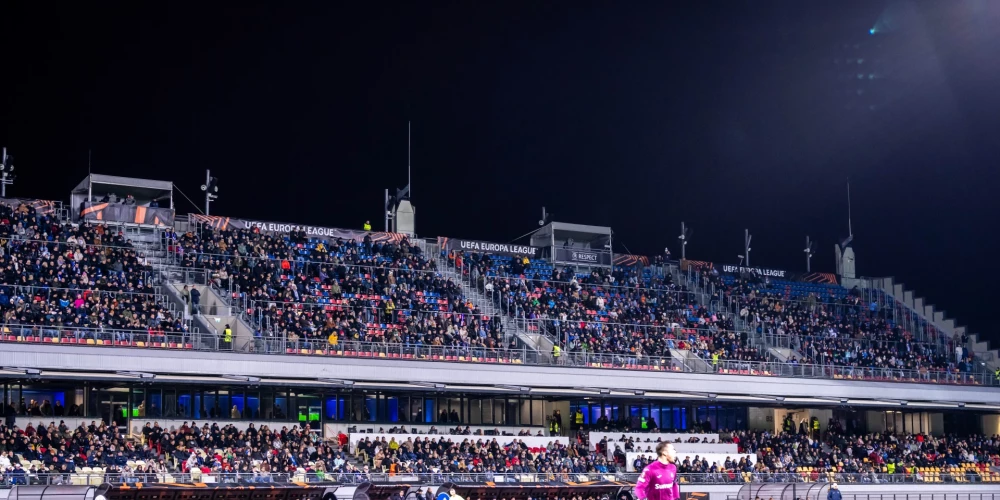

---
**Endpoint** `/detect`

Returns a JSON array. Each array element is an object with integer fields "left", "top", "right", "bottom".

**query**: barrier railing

[
  {"left": 3, "top": 470, "right": 997, "bottom": 487},
  {"left": 0, "top": 324, "right": 221, "bottom": 350},
  {"left": 1, "top": 322, "right": 990, "bottom": 385}
]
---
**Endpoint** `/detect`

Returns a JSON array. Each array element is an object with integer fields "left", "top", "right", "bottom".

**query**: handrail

[
  {"left": 0, "top": 284, "right": 162, "bottom": 298},
  {"left": 2, "top": 471, "right": 997, "bottom": 487},
  {"left": 5, "top": 321, "right": 987, "bottom": 385}
]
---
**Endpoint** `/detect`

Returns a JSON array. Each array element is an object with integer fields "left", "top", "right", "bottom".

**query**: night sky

[{"left": 2, "top": 1, "right": 998, "bottom": 342}]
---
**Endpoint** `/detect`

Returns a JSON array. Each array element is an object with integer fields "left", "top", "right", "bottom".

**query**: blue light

[{"left": 869, "top": 28, "right": 876, "bottom": 35}]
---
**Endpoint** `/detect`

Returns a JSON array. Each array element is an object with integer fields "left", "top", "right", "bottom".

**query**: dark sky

[{"left": 2, "top": 1, "right": 999, "bottom": 343}]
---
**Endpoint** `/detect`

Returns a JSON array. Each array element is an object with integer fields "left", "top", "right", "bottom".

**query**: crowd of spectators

[
  {"left": 172, "top": 227, "right": 510, "bottom": 352},
  {"left": 703, "top": 270, "right": 978, "bottom": 378},
  {"left": 0, "top": 202, "right": 186, "bottom": 343},
  {"left": 723, "top": 428, "right": 1000, "bottom": 481},
  {"left": 3, "top": 411, "right": 999, "bottom": 485},
  {"left": 354, "top": 434, "right": 620, "bottom": 476},
  {"left": 0, "top": 418, "right": 362, "bottom": 484},
  {"left": 448, "top": 251, "right": 767, "bottom": 364},
  {"left": 355, "top": 424, "right": 1000, "bottom": 482}
]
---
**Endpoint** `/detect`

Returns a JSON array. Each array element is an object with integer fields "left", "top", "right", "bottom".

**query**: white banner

[
  {"left": 350, "top": 434, "right": 567, "bottom": 453},
  {"left": 625, "top": 451, "right": 756, "bottom": 472}
]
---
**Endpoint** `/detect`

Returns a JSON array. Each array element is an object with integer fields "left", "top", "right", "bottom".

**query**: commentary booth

[
  {"left": 530, "top": 221, "right": 613, "bottom": 268},
  {"left": 71, "top": 174, "right": 175, "bottom": 226}
]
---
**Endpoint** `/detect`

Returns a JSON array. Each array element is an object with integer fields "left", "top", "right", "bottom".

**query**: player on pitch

[{"left": 635, "top": 441, "right": 679, "bottom": 500}]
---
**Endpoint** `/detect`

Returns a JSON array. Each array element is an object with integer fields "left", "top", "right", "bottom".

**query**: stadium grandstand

[{"left": 1, "top": 174, "right": 999, "bottom": 499}]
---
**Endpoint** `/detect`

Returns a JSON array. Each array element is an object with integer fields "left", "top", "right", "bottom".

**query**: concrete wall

[
  {"left": 982, "top": 414, "right": 1000, "bottom": 435},
  {"left": 747, "top": 407, "right": 775, "bottom": 432},
  {"left": 867, "top": 410, "right": 886, "bottom": 433},
  {"left": 6, "top": 343, "right": 1000, "bottom": 405},
  {"left": 931, "top": 412, "right": 945, "bottom": 436}
]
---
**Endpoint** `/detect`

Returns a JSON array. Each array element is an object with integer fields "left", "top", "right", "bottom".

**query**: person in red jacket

[{"left": 636, "top": 441, "right": 679, "bottom": 500}]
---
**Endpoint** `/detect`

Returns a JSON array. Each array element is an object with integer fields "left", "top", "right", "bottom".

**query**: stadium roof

[{"left": 72, "top": 173, "right": 173, "bottom": 193}]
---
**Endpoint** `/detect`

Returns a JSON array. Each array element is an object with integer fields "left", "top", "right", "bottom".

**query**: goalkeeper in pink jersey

[{"left": 635, "top": 442, "right": 679, "bottom": 500}]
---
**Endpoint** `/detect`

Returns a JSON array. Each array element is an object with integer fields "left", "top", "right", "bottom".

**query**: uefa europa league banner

[
  {"left": 437, "top": 236, "right": 541, "bottom": 257},
  {"left": 189, "top": 214, "right": 406, "bottom": 244}
]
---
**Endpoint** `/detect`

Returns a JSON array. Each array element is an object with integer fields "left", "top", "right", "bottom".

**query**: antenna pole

[
  {"left": 847, "top": 178, "right": 853, "bottom": 238},
  {"left": 407, "top": 121, "right": 411, "bottom": 199},
  {"left": 805, "top": 235, "right": 813, "bottom": 273},
  {"left": 1, "top": 147, "right": 7, "bottom": 198}
]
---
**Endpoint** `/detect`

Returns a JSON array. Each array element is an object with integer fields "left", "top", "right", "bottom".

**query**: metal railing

[
  {"left": 0, "top": 324, "right": 222, "bottom": 350},
  {"left": 257, "top": 338, "right": 991, "bottom": 385},
  {"left": 3, "top": 322, "right": 990, "bottom": 385},
  {"left": 3, "top": 470, "right": 997, "bottom": 488},
  {"left": 249, "top": 338, "right": 537, "bottom": 363}
]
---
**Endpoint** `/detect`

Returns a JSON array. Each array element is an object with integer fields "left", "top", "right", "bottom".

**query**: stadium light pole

[
  {"left": 804, "top": 236, "right": 815, "bottom": 272},
  {"left": 0, "top": 147, "right": 15, "bottom": 198},
  {"left": 678, "top": 222, "right": 691, "bottom": 260},
  {"left": 744, "top": 229, "right": 752, "bottom": 267},
  {"left": 201, "top": 169, "right": 219, "bottom": 216}
]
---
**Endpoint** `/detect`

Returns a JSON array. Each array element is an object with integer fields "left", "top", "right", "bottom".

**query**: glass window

[
  {"left": 176, "top": 391, "right": 191, "bottom": 419},
  {"left": 482, "top": 399, "right": 494, "bottom": 425},
  {"left": 469, "top": 399, "right": 482, "bottom": 425},
  {"left": 132, "top": 388, "right": 145, "bottom": 418},
  {"left": 88, "top": 387, "right": 99, "bottom": 419},
  {"left": 246, "top": 391, "right": 260, "bottom": 420},
  {"left": 364, "top": 395, "right": 377, "bottom": 422},
  {"left": 273, "top": 391, "right": 290, "bottom": 420},
  {"left": 219, "top": 391, "right": 232, "bottom": 419},
  {"left": 101, "top": 388, "right": 129, "bottom": 426},
  {"left": 325, "top": 395, "right": 340, "bottom": 421},
  {"left": 423, "top": 398, "right": 435, "bottom": 423},
  {"left": 448, "top": 398, "right": 463, "bottom": 424},
  {"left": 148, "top": 390, "right": 163, "bottom": 418},
  {"left": 387, "top": 396, "right": 399, "bottom": 422},
  {"left": 494, "top": 398, "right": 506, "bottom": 425},
  {"left": 406, "top": 397, "right": 421, "bottom": 424},
  {"left": 20, "top": 384, "right": 68, "bottom": 417},
  {"left": 506, "top": 399, "right": 518, "bottom": 426},
  {"left": 298, "top": 393, "right": 322, "bottom": 423},
  {"left": 531, "top": 399, "right": 544, "bottom": 426},
  {"left": 398, "top": 396, "right": 410, "bottom": 423}
]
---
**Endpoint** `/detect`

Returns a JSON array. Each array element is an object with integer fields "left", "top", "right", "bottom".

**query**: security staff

[
  {"left": 363, "top": 220, "right": 372, "bottom": 231},
  {"left": 223, "top": 324, "right": 233, "bottom": 349}
]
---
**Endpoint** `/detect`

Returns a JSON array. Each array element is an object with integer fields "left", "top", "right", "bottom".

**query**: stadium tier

[
  {"left": 3, "top": 417, "right": 1000, "bottom": 484},
  {"left": 0, "top": 193, "right": 990, "bottom": 386}
]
